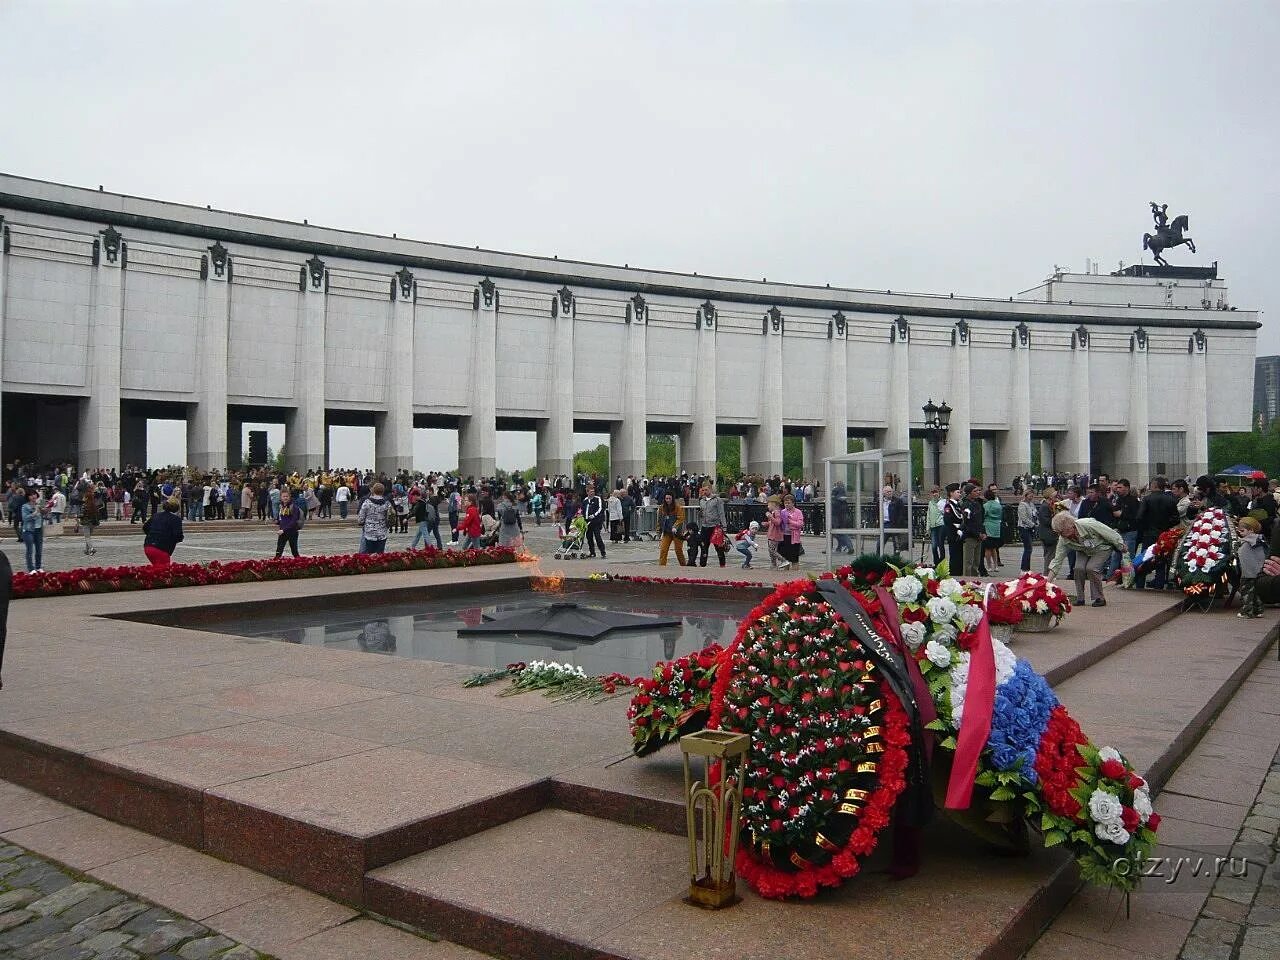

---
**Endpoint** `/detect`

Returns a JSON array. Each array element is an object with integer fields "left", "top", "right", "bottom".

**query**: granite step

[{"left": 362, "top": 608, "right": 1278, "bottom": 960}]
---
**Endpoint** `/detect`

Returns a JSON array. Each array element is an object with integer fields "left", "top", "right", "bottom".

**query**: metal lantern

[{"left": 680, "top": 729, "right": 749, "bottom": 909}]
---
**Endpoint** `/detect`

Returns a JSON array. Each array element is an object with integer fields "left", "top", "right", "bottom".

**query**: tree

[
  {"left": 574, "top": 443, "right": 610, "bottom": 478},
  {"left": 271, "top": 445, "right": 287, "bottom": 473},
  {"left": 716, "top": 435, "right": 742, "bottom": 483},
  {"left": 647, "top": 434, "right": 676, "bottom": 476},
  {"left": 783, "top": 436, "right": 803, "bottom": 480}
]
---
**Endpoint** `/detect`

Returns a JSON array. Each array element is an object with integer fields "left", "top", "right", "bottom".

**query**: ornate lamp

[
  {"left": 922, "top": 398, "right": 938, "bottom": 425},
  {"left": 680, "top": 729, "right": 749, "bottom": 909},
  {"left": 937, "top": 400, "right": 952, "bottom": 434}
]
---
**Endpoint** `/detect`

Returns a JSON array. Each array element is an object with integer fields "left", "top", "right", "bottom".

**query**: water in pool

[{"left": 209, "top": 589, "right": 751, "bottom": 678}]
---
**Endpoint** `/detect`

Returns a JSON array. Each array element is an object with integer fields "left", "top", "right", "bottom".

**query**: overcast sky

[{"left": 3, "top": 1, "right": 1275, "bottom": 470}]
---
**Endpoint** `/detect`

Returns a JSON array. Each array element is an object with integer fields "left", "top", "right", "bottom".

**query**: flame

[{"left": 531, "top": 572, "right": 565, "bottom": 593}]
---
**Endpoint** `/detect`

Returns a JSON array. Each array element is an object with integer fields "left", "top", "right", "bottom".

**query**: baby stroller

[{"left": 554, "top": 516, "right": 589, "bottom": 560}]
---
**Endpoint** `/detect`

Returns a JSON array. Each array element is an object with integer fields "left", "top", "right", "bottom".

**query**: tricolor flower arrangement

[
  {"left": 627, "top": 645, "right": 725, "bottom": 756},
  {"left": 1174, "top": 508, "right": 1237, "bottom": 600}
]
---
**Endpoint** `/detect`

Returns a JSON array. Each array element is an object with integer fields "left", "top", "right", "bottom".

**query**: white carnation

[
  {"left": 1035, "top": 599, "right": 1049, "bottom": 613},
  {"left": 1133, "top": 790, "right": 1153, "bottom": 821},
  {"left": 1098, "top": 747, "right": 1122, "bottom": 764},
  {"left": 892, "top": 575, "right": 924, "bottom": 603},
  {"left": 926, "top": 596, "right": 958, "bottom": 624},
  {"left": 900, "top": 621, "right": 927, "bottom": 650},
  {"left": 925, "top": 640, "right": 952, "bottom": 668},
  {"left": 1095, "top": 820, "right": 1131, "bottom": 845},
  {"left": 949, "top": 653, "right": 971, "bottom": 727},
  {"left": 956, "top": 603, "right": 984, "bottom": 628},
  {"left": 993, "top": 640, "right": 1017, "bottom": 687},
  {"left": 1088, "top": 788, "right": 1123, "bottom": 824},
  {"left": 937, "top": 578, "right": 965, "bottom": 599}
]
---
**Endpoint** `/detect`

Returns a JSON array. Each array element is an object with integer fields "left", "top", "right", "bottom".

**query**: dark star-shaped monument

[{"left": 458, "top": 602, "right": 680, "bottom": 642}]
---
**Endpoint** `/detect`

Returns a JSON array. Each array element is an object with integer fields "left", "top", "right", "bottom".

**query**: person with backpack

[
  {"left": 358, "top": 482, "right": 392, "bottom": 553},
  {"left": 410, "top": 492, "right": 441, "bottom": 549},
  {"left": 497, "top": 492, "right": 524, "bottom": 550},
  {"left": 448, "top": 487, "right": 462, "bottom": 543},
  {"left": 735, "top": 520, "right": 760, "bottom": 569}
]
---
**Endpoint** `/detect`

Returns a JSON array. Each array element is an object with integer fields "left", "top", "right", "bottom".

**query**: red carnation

[
  {"left": 1099, "top": 758, "right": 1126, "bottom": 780},
  {"left": 1121, "top": 806, "right": 1140, "bottom": 831},
  {"left": 1146, "top": 813, "right": 1160, "bottom": 831}
]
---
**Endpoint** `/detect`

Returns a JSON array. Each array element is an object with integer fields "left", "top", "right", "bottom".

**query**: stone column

[
  {"left": 940, "top": 321, "right": 972, "bottom": 484},
  {"left": 737, "top": 433, "right": 749, "bottom": 475},
  {"left": 189, "top": 242, "right": 230, "bottom": 471},
  {"left": 980, "top": 439, "right": 996, "bottom": 483},
  {"left": 79, "top": 226, "right": 125, "bottom": 469},
  {"left": 389, "top": 615, "right": 415, "bottom": 658},
  {"left": 1060, "top": 325, "right": 1092, "bottom": 476},
  {"left": 816, "top": 312, "right": 850, "bottom": 468},
  {"left": 227, "top": 416, "right": 243, "bottom": 470},
  {"left": 286, "top": 255, "right": 328, "bottom": 472},
  {"left": 1187, "top": 330, "right": 1209, "bottom": 478},
  {"left": 1116, "top": 327, "right": 1150, "bottom": 483},
  {"left": 458, "top": 279, "right": 498, "bottom": 480},
  {"left": 536, "top": 287, "right": 576, "bottom": 479},
  {"left": 882, "top": 316, "right": 912, "bottom": 459},
  {"left": 749, "top": 307, "right": 785, "bottom": 476},
  {"left": 1040, "top": 438, "right": 1056, "bottom": 473},
  {"left": 682, "top": 301, "right": 718, "bottom": 478},
  {"left": 376, "top": 268, "right": 416, "bottom": 475},
  {"left": 610, "top": 294, "right": 649, "bottom": 481},
  {"left": 0, "top": 217, "right": 6, "bottom": 462},
  {"left": 801, "top": 435, "right": 815, "bottom": 480},
  {"left": 996, "top": 322, "right": 1032, "bottom": 483}
]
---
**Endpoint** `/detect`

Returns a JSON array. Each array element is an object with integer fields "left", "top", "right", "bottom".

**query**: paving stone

[
  {"left": 94, "top": 950, "right": 141, "bottom": 960},
  {"left": 1240, "top": 923, "right": 1280, "bottom": 958},
  {"left": 69, "top": 901, "right": 150, "bottom": 935},
  {"left": 1202, "top": 894, "right": 1250, "bottom": 924},
  {"left": 58, "top": 888, "right": 127, "bottom": 925},
  {"left": 0, "top": 860, "right": 20, "bottom": 880},
  {"left": 1214, "top": 871, "right": 1264, "bottom": 905},
  {"left": 178, "top": 933, "right": 237, "bottom": 959},
  {"left": 0, "top": 908, "right": 34, "bottom": 932},
  {"left": 218, "top": 946, "right": 260, "bottom": 960},
  {"left": 126, "top": 917, "right": 209, "bottom": 954},
  {"left": 28, "top": 880, "right": 103, "bottom": 916},
  {"left": 0, "top": 844, "right": 25, "bottom": 859},
  {"left": 82, "top": 929, "right": 132, "bottom": 952},
  {"left": 8, "top": 863, "right": 75, "bottom": 894},
  {"left": 40, "top": 946, "right": 95, "bottom": 960},
  {"left": 1246, "top": 814, "right": 1280, "bottom": 834},
  {"left": 122, "top": 906, "right": 182, "bottom": 935},
  {"left": 13, "top": 927, "right": 87, "bottom": 959},
  {"left": 0, "top": 914, "right": 70, "bottom": 950},
  {"left": 0, "top": 888, "right": 41, "bottom": 911}
]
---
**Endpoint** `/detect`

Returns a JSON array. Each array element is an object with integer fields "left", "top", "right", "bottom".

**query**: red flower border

[{"left": 12, "top": 546, "right": 519, "bottom": 599}]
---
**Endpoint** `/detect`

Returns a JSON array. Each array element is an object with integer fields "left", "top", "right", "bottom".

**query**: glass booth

[{"left": 823, "top": 449, "right": 913, "bottom": 570}]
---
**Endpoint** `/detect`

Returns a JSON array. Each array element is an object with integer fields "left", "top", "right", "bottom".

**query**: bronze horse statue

[{"left": 1143, "top": 205, "right": 1195, "bottom": 266}]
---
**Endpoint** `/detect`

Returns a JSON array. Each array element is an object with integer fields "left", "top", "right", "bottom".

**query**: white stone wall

[{"left": 0, "top": 173, "right": 1260, "bottom": 477}]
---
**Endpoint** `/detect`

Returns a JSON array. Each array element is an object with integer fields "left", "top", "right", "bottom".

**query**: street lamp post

[{"left": 922, "top": 399, "right": 952, "bottom": 485}]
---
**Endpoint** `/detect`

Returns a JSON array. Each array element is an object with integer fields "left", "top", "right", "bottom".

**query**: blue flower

[{"left": 985, "top": 659, "right": 1058, "bottom": 783}]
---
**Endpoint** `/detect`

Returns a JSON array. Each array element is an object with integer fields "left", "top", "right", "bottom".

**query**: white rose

[
  {"left": 1095, "top": 821, "right": 1131, "bottom": 845},
  {"left": 1098, "top": 747, "right": 1122, "bottom": 764},
  {"left": 914, "top": 567, "right": 935, "bottom": 581},
  {"left": 1035, "top": 599, "right": 1049, "bottom": 613},
  {"left": 938, "top": 578, "right": 965, "bottom": 599},
  {"left": 926, "top": 596, "right": 958, "bottom": 624},
  {"left": 957, "top": 603, "right": 984, "bottom": 628},
  {"left": 1088, "top": 788, "right": 1123, "bottom": 824},
  {"left": 900, "top": 621, "right": 927, "bottom": 650},
  {"left": 1133, "top": 790, "right": 1153, "bottom": 821},
  {"left": 892, "top": 575, "right": 924, "bottom": 604},
  {"left": 925, "top": 640, "right": 952, "bottom": 668},
  {"left": 932, "top": 623, "right": 958, "bottom": 645}
]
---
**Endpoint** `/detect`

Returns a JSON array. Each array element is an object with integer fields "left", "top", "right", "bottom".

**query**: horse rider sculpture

[{"left": 1143, "top": 201, "right": 1196, "bottom": 266}]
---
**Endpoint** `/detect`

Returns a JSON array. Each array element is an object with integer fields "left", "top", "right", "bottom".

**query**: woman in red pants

[{"left": 143, "top": 497, "right": 185, "bottom": 566}]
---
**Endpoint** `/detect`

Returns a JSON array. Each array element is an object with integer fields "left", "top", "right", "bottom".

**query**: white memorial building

[{"left": 0, "top": 173, "right": 1259, "bottom": 482}]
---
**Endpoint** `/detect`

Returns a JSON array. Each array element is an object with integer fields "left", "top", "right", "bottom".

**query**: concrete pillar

[
  {"left": 683, "top": 301, "right": 718, "bottom": 477},
  {"left": 80, "top": 226, "right": 125, "bottom": 469},
  {"left": 737, "top": 434, "right": 749, "bottom": 475},
  {"left": 287, "top": 255, "right": 328, "bottom": 472},
  {"left": 750, "top": 308, "right": 785, "bottom": 476},
  {"left": 189, "top": 243, "right": 230, "bottom": 470},
  {"left": 536, "top": 287, "right": 576, "bottom": 479},
  {"left": 816, "top": 313, "right": 850, "bottom": 467},
  {"left": 801, "top": 435, "right": 815, "bottom": 481},
  {"left": 884, "top": 317, "right": 911, "bottom": 455},
  {"left": 1116, "top": 329, "right": 1150, "bottom": 484},
  {"left": 0, "top": 217, "right": 6, "bottom": 464},
  {"left": 1060, "top": 327, "right": 1092, "bottom": 476},
  {"left": 458, "top": 279, "right": 498, "bottom": 480},
  {"left": 1040, "top": 438, "right": 1056, "bottom": 473},
  {"left": 611, "top": 295, "right": 648, "bottom": 480},
  {"left": 940, "top": 321, "right": 972, "bottom": 484},
  {"left": 979, "top": 439, "right": 996, "bottom": 484},
  {"left": 389, "top": 615, "right": 415, "bottom": 658},
  {"left": 376, "top": 269, "right": 416, "bottom": 475},
  {"left": 996, "top": 324, "right": 1033, "bottom": 483},
  {"left": 1187, "top": 331, "right": 1209, "bottom": 479},
  {"left": 227, "top": 418, "right": 243, "bottom": 470},
  {"left": 120, "top": 411, "right": 148, "bottom": 469},
  {"left": 922, "top": 439, "right": 942, "bottom": 491}
]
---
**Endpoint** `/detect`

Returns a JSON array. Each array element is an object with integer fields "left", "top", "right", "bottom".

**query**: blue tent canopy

[{"left": 1218, "top": 464, "right": 1260, "bottom": 475}]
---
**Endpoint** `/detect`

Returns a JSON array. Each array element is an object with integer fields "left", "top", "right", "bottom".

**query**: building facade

[
  {"left": 1254, "top": 356, "right": 1280, "bottom": 429},
  {"left": 0, "top": 174, "right": 1260, "bottom": 481}
]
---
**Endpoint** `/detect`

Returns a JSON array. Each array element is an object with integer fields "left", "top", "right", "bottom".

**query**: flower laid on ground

[
  {"left": 591, "top": 572, "right": 771, "bottom": 590},
  {"left": 627, "top": 644, "right": 725, "bottom": 756},
  {"left": 1174, "top": 508, "right": 1237, "bottom": 602},
  {"left": 12, "top": 546, "right": 519, "bottom": 599},
  {"left": 464, "top": 659, "right": 636, "bottom": 702},
  {"left": 994, "top": 573, "right": 1073, "bottom": 619}
]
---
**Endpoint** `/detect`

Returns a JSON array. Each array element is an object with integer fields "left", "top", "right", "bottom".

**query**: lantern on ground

[{"left": 679, "top": 729, "right": 749, "bottom": 909}]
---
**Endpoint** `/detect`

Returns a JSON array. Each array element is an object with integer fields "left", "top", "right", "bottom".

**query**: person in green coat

[
  {"left": 982, "top": 488, "right": 1005, "bottom": 572},
  {"left": 1047, "top": 512, "right": 1127, "bottom": 607}
]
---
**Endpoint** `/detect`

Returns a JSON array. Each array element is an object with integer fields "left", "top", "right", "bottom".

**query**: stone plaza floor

[{"left": 0, "top": 551, "right": 1276, "bottom": 959}]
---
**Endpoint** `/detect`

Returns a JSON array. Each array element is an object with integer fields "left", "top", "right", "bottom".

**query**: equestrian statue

[{"left": 1143, "top": 201, "right": 1196, "bottom": 266}]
